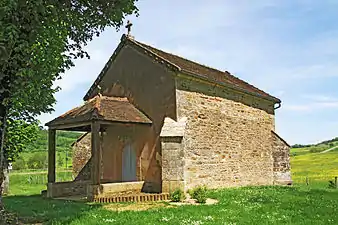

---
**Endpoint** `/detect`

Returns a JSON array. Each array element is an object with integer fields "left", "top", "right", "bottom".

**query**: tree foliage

[
  {"left": 4, "top": 120, "right": 39, "bottom": 162},
  {"left": 0, "top": 0, "right": 138, "bottom": 212},
  {"left": 1, "top": 0, "right": 138, "bottom": 120}
]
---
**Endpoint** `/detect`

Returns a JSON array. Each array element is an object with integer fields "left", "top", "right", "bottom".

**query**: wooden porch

[{"left": 44, "top": 95, "right": 156, "bottom": 201}]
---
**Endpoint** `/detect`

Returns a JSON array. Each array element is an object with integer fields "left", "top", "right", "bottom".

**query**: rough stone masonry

[
  {"left": 162, "top": 75, "right": 291, "bottom": 191},
  {"left": 72, "top": 71, "right": 291, "bottom": 193}
]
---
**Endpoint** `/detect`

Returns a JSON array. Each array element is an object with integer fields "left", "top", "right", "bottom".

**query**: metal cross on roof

[{"left": 125, "top": 20, "right": 133, "bottom": 36}]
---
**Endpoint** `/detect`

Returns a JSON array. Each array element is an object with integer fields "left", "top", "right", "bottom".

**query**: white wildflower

[
  {"left": 161, "top": 217, "right": 170, "bottom": 222},
  {"left": 204, "top": 216, "right": 213, "bottom": 221},
  {"left": 103, "top": 218, "right": 116, "bottom": 223}
]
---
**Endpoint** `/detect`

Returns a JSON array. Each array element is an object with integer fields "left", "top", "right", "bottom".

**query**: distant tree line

[
  {"left": 27, "top": 129, "right": 82, "bottom": 153},
  {"left": 291, "top": 144, "right": 312, "bottom": 148},
  {"left": 292, "top": 137, "right": 338, "bottom": 148},
  {"left": 317, "top": 137, "right": 338, "bottom": 146},
  {"left": 12, "top": 129, "right": 82, "bottom": 170}
]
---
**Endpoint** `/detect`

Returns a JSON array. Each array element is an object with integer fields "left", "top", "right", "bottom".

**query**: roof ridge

[
  {"left": 126, "top": 36, "right": 181, "bottom": 71},
  {"left": 129, "top": 38, "right": 279, "bottom": 102},
  {"left": 133, "top": 39, "right": 227, "bottom": 76},
  {"left": 130, "top": 38, "right": 249, "bottom": 87}
]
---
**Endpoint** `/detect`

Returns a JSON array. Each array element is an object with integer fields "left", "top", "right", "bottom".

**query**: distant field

[
  {"left": 8, "top": 170, "right": 73, "bottom": 195},
  {"left": 291, "top": 146, "right": 338, "bottom": 187}
]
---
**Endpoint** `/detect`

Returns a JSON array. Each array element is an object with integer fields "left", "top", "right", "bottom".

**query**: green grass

[
  {"left": 7, "top": 171, "right": 73, "bottom": 196},
  {"left": 3, "top": 185, "right": 338, "bottom": 224},
  {"left": 290, "top": 147, "right": 310, "bottom": 156},
  {"left": 291, "top": 147, "right": 338, "bottom": 187},
  {"left": 3, "top": 144, "right": 338, "bottom": 224}
]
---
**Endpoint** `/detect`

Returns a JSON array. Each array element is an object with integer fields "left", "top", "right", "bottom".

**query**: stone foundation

[
  {"left": 47, "top": 180, "right": 91, "bottom": 198},
  {"left": 162, "top": 181, "right": 185, "bottom": 193},
  {"left": 95, "top": 181, "right": 144, "bottom": 197},
  {"left": 47, "top": 181, "right": 147, "bottom": 200}
]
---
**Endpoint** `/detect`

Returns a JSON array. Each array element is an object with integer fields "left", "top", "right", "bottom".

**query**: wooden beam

[
  {"left": 48, "top": 129, "right": 56, "bottom": 183},
  {"left": 91, "top": 121, "right": 101, "bottom": 185},
  {"left": 97, "top": 120, "right": 152, "bottom": 126},
  {"left": 48, "top": 121, "right": 91, "bottom": 130}
]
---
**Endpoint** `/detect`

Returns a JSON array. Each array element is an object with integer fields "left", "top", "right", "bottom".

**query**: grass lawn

[
  {"left": 3, "top": 185, "right": 338, "bottom": 224},
  {"left": 3, "top": 147, "right": 338, "bottom": 224}
]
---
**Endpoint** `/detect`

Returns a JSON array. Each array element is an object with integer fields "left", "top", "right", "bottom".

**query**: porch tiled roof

[{"left": 45, "top": 96, "right": 152, "bottom": 127}]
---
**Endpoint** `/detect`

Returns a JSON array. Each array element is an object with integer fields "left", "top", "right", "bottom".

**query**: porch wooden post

[
  {"left": 91, "top": 121, "right": 101, "bottom": 185},
  {"left": 48, "top": 129, "right": 56, "bottom": 183}
]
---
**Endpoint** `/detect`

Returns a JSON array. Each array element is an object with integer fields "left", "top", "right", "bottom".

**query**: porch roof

[{"left": 45, "top": 95, "right": 152, "bottom": 131}]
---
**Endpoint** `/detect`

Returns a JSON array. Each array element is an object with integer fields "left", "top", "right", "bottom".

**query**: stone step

[{"left": 93, "top": 193, "right": 169, "bottom": 203}]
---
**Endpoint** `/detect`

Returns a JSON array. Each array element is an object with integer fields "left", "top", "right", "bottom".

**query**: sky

[{"left": 38, "top": 0, "right": 338, "bottom": 145}]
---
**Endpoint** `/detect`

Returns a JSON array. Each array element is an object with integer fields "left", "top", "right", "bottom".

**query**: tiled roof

[
  {"left": 46, "top": 96, "right": 152, "bottom": 127},
  {"left": 130, "top": 38, "right": 280, "bottom": 103},
  {"left": 84, "top": 34, "right": 280, "bottom": 103}
]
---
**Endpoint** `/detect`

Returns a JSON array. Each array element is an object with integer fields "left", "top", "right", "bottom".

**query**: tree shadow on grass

[{"left": 3, "top": 195, "right": 101, "bottom": 224}]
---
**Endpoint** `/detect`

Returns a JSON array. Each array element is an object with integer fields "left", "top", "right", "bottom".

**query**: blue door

[{"left": 122, "top": 143, "right": 137, "bottom": 182}]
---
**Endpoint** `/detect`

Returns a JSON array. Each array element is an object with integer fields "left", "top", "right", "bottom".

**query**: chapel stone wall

[
  {"left": 72, "top": 133, "right": 91, "bottom": 181},
  {"left": 272, "top": 131, "right": 292, "bottom": 185},
  {"left": 176, "top": 75, "right": 276, "bottom": 190}
]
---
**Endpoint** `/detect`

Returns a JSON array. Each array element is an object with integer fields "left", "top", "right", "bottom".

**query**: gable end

[{"left": 83, "top": 35, "right": 180, "bottom": 101}]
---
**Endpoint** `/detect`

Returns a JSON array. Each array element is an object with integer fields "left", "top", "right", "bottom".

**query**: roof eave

[
  {"left": 180, "top": 69, "right": 281, "bottom": 104},
  {"left": 127, "top": 37, "right": 181, "bottom": 72}
]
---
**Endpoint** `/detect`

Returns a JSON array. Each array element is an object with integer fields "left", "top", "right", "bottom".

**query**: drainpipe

[{"left": 274, "top": 102, "right": 281, "bottom": 110}]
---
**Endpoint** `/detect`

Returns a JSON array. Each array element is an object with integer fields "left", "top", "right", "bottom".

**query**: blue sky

[{"left": 38, "top": 0, "right": 338, "bottom": 145}]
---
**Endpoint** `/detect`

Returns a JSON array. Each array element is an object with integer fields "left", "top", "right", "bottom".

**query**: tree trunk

[
  {"left": 0, "top": 73, "right": 10, "bottom": 211},
  {"left": 2, "top": 162, "right": 9, "bottom": 195},
  {"left": 0, "top": 108, "right": 8, "bottom": 209}
]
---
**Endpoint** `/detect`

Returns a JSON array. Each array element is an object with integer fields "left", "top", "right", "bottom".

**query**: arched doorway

[{"left": 122, "top": 142, "right": 137, "bottom": 182}]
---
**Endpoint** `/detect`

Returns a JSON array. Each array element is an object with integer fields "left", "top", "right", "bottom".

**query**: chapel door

[{"left": 122, "top": 143, "right": 137, "bottom": 182}]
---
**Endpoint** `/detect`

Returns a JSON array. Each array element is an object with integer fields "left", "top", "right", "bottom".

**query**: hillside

[
  {"left": 292, "top": 137, "right": 338, "bottom": 150},
  {"left": 12, "top": 129, "right": 83, "bottom": 170},
  {"left": 291, "top": 137, "right": 338, "bottom": 156},
  {"left": 291, "top": 140, "right": 338, "bottom": 187},
  {"left": 26, "top": 129, "right": 83, "bottom": 153}
]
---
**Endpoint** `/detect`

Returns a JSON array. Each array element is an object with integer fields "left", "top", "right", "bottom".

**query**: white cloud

[
  {"left": 301, "top": 94, "right": 338, "bottom": 102},
  {"left": 283, "top": 98, "right": 338, "bottom": 112}
]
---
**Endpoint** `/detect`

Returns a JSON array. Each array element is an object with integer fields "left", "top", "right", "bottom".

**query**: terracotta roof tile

[
  {"left": 84, "top": 35, "right": 280, "bottom": 103},
  {"left": 130, "top": 38, "right": 280, "bottom": 103},
  {"left": 46, "top": 96, "right": 152, "bottom": 127}
]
